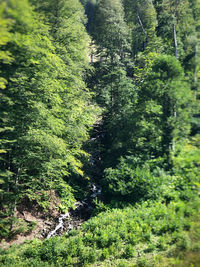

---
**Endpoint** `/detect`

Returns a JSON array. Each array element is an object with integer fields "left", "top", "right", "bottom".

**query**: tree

[
  {"left": 30, "top": 0, "right": 98, "bottom": 191},
  {"left": 123, "top": 0, "right": 159, "bottom": 57},
  {"left": 0, "top": 0, "right": 97, "bottom": 220},
  {"left": 88, "top": 0, "right": 137, "bottom": 168},
  {"left": 0, "top": 2, "right": 15, "bottom": 214},
  {"left": 136, "top": 55, "right": 192, "bottom": 167},
  {"left": 92, "top": 0, "right": 131, "bottom": 62},
  {"left": 153, "top": 0, "right": 197, "bottom": 60},
  {"left": 81, "top": 0, "right": 97, "bottom": 33}
]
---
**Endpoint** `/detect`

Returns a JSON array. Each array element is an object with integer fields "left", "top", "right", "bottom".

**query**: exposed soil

[
  {"left": 0, "top": 191, "right": 61, "bottom": 249},
  {"left": 0, "top": 186, "right": 101, "bottom": 249}
]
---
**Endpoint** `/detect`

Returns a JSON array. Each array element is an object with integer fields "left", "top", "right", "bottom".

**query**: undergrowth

[
  {"left": 0, "top": 194, "right": 199, "bottom": 266},
  {"left": 0, "top": 138, "right": 199, "bottom": 266}
]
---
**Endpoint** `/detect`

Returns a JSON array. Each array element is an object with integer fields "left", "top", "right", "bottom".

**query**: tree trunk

[
  {"left": 194, "top": 43, "right": 197, "bottom": 100},
  {"left": 172, "top": 23, "right": 178, "bottom": 153},
  {"left": 137, "top": 13, "right": 148, "bottom": 49},
  {"left": 173, "top": 23, "right": 178, "bottom": 59}
]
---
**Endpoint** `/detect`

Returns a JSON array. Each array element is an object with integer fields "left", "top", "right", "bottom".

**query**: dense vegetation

[
  {"left": 0, "top": 0, "right": 200, "bottom": 266},
  {"left": 0, "top": 0, "right": 98, "bottom": 236}
]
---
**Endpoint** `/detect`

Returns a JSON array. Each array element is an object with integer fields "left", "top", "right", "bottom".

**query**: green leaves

[
  {"left": 1, "top": 194, "right": 199, "bottom": 266},
  {"left": 92, "top": 0, "right": 130, "bottom": 60},
  {"left": 0, "top": 0, "right": 98, "bottom": 224},
  {"left": 103, "top": 156, "right": 174, "bottom": 202},
  {"left": 123, "top": 0, "right": 158, "bottom": 55},
  {"left": 133, "top": 54, "right": 192, "bottom": 165}
]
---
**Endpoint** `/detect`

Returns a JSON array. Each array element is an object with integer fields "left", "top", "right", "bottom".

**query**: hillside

[{"left": 0, "top": 0, "right": 200, "bottom": 266}]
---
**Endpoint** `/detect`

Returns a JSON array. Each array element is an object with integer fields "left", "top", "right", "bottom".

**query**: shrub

[
  {"left": 102, "top": 156, "right": 171, "bottom": 202},
  {"left": 123, "top": 244, "right": 135, "bottom": 258}
]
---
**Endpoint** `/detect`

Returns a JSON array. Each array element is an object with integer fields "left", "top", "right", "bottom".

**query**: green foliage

[
  {"left": 153, "top": 0, "right": 197, "bottom": 59},
  {"left": 0, "top": 0, "right": 98, "bottom": 239},
  {"left": 103, "top": 154, "right": 198, "bottom": 205},
  {"left": 123, "top": 0, "right": 159, "bottom": 56},
  {"left": 173, "top": 135, "right": 200, "bottom": 196},
  {"left": 0, "top": 193, "right": 199, "bottom": 266},
  {"left": 0, "top": 216, "right": 36, "bottom": 240},
  {"left": 134, "top": 54, "right": 192, "bottom": 166},
  {"left": 0, "top": 3, "right": 200, "bottom": 267},
  {"left": 55, "top": 182, "right": 76, "bottom": 212},
  {"left": 102, "top": 156, "right": 168, "bottom": 202},
  {"left": 92, "top": 0, "right": 130, "bottom": 60}
]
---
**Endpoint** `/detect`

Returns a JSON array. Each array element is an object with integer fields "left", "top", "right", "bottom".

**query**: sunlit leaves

[{"left": 0, "top": 0, "right": 98, "bottom": 219}]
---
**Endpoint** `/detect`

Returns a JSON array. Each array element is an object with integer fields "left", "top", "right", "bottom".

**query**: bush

[
  {"left": 102, "top": 156, "right": 176, "bottom": 203},
  {"left": 79, "top": 246, "right": 97, "bottom": 264},
  {"left": 0, "top": 196, "right": 199, "bottom": 267}
]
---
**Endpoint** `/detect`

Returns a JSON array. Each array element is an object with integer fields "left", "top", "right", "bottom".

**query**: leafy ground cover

[{"left": 0, "top": 193, "right": 199, "bottom": 266}]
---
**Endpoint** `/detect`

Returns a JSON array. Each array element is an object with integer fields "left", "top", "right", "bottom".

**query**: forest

[{"left": 0, "top": 0, "right": 200, "bottom": 266}]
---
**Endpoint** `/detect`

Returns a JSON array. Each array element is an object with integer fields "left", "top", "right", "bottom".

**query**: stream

[
  {"left": 46, "top": 184, "right": 102, "bottom": 239},
  {"left": 46, "top": 121, "right": 103, "bottom": 239}
]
